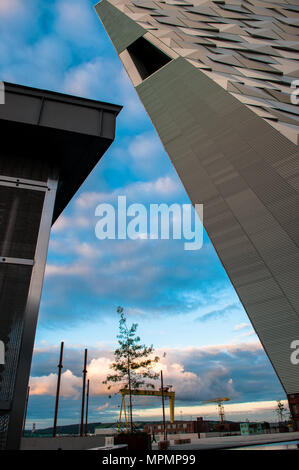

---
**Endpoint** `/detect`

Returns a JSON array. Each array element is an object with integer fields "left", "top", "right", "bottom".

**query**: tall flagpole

[
  {"left": 53, "top": 342, "right": 64, "bottom": 437},
  {"left": 80, "top": 348, "right": 88, "bottom": 437}
]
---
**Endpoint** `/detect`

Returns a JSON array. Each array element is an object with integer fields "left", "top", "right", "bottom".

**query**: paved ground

[{"left": 152, "top": 432, "right": 299, "bottom": 450}]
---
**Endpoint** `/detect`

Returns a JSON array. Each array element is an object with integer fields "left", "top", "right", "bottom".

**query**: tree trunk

[{"left": 127, "top": 357, "right": 133, "bottom": 432}]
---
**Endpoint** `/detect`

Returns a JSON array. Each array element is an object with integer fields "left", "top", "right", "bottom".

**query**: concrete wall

[
  {"left": 200, "top": 432, "right": 241, "bottom": 439},
  {"left": 20, "top": 435, "right": 106, "bottom": 450},
  {"left": 168, "top": 433, "right": 198, "bottom": 441},
  {"left": 155, "top": 432, "right": 198, "bottom": 442},
  {"left": 95, "top": 428, "right": 115, "bottom": 435}
]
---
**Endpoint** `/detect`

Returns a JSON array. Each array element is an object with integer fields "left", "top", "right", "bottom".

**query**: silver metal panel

[
  {"left": 0, "top": 92, "right": 42, "bottom": 125},
  {"left": 0, "top": 180, "right": 47, "bottom": 192},
  {"left": 5, "top": 176, "right": 58, "bottom": 450},
  {"left": 0, "top": 84, "right": 121, "bottom": 131},
  {"left": 0, "top": 258, "right": 34, "bottom": 266},
  {"left": 40, "top": 101, "right": 102, "bottom": 137},
  {"left": 0, "top": 175, "right": 48, "bottom": 188}
]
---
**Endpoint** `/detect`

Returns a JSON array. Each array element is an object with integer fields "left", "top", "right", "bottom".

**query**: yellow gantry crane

[
  {"left": 118, "top": 388, "right": 175, "bottom": 432},
  {"left": 203, "top": 397, "right": 230, "bottom": 424}
]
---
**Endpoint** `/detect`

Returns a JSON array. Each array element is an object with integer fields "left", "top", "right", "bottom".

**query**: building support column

[{"left": 5, "top": 175, "right": 58, "bottom": 450}]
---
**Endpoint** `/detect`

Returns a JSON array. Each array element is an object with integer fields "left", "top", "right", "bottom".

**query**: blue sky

[{"left": 0, "top": 0, "right": 286, "bottom": 428}]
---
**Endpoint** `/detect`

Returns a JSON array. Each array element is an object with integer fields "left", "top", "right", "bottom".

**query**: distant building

[
  {"left": 288, "top": 394, "right": 299, "bottom": 429},
  {"left": 144, "top": 417, "right": 241, "bottom": 436},
  {"left": 144, "top": 420, "right": 194, "bottom": 436},
  {"left": 240, "top": 422, "right": 263, "bottom": 436}
]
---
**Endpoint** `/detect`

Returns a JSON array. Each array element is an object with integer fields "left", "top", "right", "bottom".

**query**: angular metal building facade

[
  {"left": 0, "top": 83, "right": 121, "bottom": 449},
  {"left": 96, "top": 0, "right": 299, "bottom": 428}
]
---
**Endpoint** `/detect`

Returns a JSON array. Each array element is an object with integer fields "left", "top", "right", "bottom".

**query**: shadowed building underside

[
  {"left": 95, "top": 0, "right": 299, "bottom": 428},
  {"left": 0, "top": 82, "right": 121, "bottom": 449}
]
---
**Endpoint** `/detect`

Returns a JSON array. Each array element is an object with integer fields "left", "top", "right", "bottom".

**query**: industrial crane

[
  {"left": 203, "top": 397, "right": 230, "bottom": 424},
  {"left": 118, "top": 388, "right": 175, "bottom": 432}
]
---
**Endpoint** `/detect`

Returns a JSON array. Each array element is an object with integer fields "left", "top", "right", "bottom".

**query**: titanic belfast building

[
  {"left": 0, "top": 83, "right": 121, "bottom": 449},
  {"left": 96, "top": 0, "right": 299, "bottom": 428}
]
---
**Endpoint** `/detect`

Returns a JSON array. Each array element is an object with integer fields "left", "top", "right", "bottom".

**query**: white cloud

[
  {"left": 126, "top": 307, "right": 145, "bottom": 316},
  {"left": 51, "top": 216, "right": 90, "bottom": 240},
  {"left": 55, "top": 0, "right": 99, "bottom": 44},
  {"left": 45, "top": 263, "right": 91, "bottom": 277},
  {"left": 0, "top": 0, "right": 22, "bottom": 14},
  {"left": 75, "top": 176, "right": 181, "bottom": 209},
  {"left": 128, "top": 132, "right": 162, "bottom": 165},
  {"left": 29, "top": 339, "right": 280, "bottom": 424},
  {"left": 166, "top": 342, "right": 262, "bottom": 356},
  {"left": 83, "top": 356, "right": 119, "bottom": 396},
  {"left": 97, "top": 402, "right": 110, "bottom": 411},
  {"left": 75, "top": 190, "right": 108, "bottom": 209},
  {"left": 133, "top": 400, "right": 288, "bottom": 423},
  {"left": 30, "top": 351, "right": 211, "bottom": 400},
  {"left": 62, "top": 56, "right": 145, "bottom": 123},
  {"left": 52, "top": 215, "right": 71, "bottom": 233},
  {"left": 148, "top": 176, "right": 179, "bottom": 195},
  {"left": 29, "top": 369, "right": 81, "bottom": 398},
  {"left": 234, "top": 322, "right": 250, "bottom": 331},
  {"left": 63, "top": 58, "right": 103, "bottom": 97},
  {"left": 73, "top": 242, "right": 100, "bottom": 259},
  {"left": 84, "top": 342, "right": 274, "bottom": 415},
  {"left": 237, "top": 331, "right": 256, "bottom": 339},
  {"left": 117, "top": 68, "right": 145, "bottom": 120}
]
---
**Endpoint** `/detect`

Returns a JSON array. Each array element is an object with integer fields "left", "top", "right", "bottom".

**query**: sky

[{"left": 0, "top": 0, "right": 287, "bottom": 429}]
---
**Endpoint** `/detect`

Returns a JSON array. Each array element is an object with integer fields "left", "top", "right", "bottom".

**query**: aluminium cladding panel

[
  {"left": 95, "top": 0, "right": 146, "bottom": 54},
  {"left": 0, "top": 184, "right": 46, "bottom": 449},
  {"left": 0, "top": 177, "right": 57, "bottom": 450},
  {"left": 0, "top": 83, "right": 122, "bottom": 224},
  {"left": 40, "top": 101, "right": 117, "bottom": 140},
  {"left": 0, "top": 264, "right": 33, "bottom": 449},
  {"left": 0, "top": 87, "right": 117, "bottom": 139},
  {"left": 133, "top": 57, "right": 299, "bottom": 394}
]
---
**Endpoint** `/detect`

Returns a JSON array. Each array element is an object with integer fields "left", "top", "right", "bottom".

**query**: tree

[
  {"left": 276, "top": 400, "right": 287, "bottom": 423},
  {"left": 103, "top": 306, "right": 160, "bottom": 433}
]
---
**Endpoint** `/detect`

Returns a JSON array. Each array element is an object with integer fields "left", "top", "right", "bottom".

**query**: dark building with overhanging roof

[
  {"left": 96, "top": 0, "right": 299, "bottom": 429},
  {"left": 0, "top": 82, "right": 121, "bottom": 449}
]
